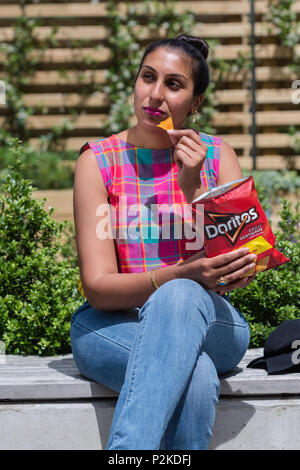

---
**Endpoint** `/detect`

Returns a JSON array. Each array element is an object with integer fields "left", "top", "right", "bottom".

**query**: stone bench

[{"left": 0, "top": 349, "right": 299, "bottom": 450}]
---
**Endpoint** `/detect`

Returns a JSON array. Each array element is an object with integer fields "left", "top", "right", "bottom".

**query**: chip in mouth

[{"left": 157, "top": 116, "right": 174, "bottom": 131}]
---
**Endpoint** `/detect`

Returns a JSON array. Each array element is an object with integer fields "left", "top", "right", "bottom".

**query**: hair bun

[{"left": 176, "top": 34, "right": 209, "bottom": 60}]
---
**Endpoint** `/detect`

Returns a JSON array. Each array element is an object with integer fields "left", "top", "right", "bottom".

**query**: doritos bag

[{"left": 192, "top": 176, "right": 290, "bottom": 276}]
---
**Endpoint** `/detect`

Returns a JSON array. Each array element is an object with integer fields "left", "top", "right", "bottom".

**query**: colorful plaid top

[{"left": 79, "top": 132, "right": 222, "bottom": 274}]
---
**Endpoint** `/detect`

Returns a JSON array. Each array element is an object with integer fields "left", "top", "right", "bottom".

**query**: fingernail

[
  {"left": 249, "top": 263, "right": 255, "bottom": 269},
  {"left": 167, "top": 129, "right": 175, "bottom": 134}
]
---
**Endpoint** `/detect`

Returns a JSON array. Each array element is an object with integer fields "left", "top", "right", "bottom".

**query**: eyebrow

[{"left": 141, "top": 65, "right": 188, "bottom": 81}]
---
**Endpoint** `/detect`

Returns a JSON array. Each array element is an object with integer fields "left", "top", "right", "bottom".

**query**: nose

[{"left": 149, "top": 80, "right": 164, "bottom": 103}]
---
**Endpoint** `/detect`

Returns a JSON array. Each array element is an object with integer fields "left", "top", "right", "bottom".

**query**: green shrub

[
  {"left": 243, "top": 169, "right": 300, "bottom": 214},
  {"left": 230, "top": 199, "right": 300, "bottom": 347},
  {"left": 0, "top": 138, "right": 82, "bottom": 355},
  {"left": 0, "top": 143, "right": 75, "bottom": 190}
]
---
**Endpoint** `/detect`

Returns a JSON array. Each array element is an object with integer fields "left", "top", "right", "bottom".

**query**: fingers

[
  {"left": 175, "top": 148, "right": 199, "bottom": 168},
  {"left": 211, "top": 247, "right": 250, "bottom": 268},
  {"left": 222, "top": 274, "right": 256, "bottom": 292},
  {"left": 174, "top": 150, "right": 187, "bottom": 170},
  {"left": 219, "top": 261, "right": 256, "bottom": 285},
  {"left": 217, "top": 252, "right": 257, "bottom": 278},
  {"left": 211, "top": 248, "right": 256, "bottom": 288},
  {"left": 167, "top": 128, "right": 207, "bottom": 149},
  {"left": 177, "top": 136, "right": 202, "bottom": 153},
  {"left": 175, "top": 146, "right": 192, "bottom": 161},
  {"left": 176, "top": 140, "right": 207, "bottom": 165},
  {"left": 167, "top": 131, "right": 179, "bottom": 146},
  {"left": 171, "top": 132, "right": 207, "bottom": 172}
]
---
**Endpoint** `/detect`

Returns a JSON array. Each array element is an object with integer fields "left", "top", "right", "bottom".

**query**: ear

[{"left": 190, "top": 93, "right": 205, "bottom": 114}]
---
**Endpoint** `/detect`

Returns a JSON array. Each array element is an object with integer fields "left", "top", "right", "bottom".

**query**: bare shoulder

[
  {"left": 75, "top": 147, "right": 97, "bottom": 174},
  {"left": 75, "top": 147, "right": 99, "bottom": 175},
  {"left": 218, "top": 139, "right": 243, "bottom": 185},
  {"left": 115, "top": 130, "right": 129, "bottom": 141},
  {"left": 74, "top": 147, "right": 107, "bottom": 198},
  {"left": 220, "top": 139, "right": 238, "bottom": 158}
]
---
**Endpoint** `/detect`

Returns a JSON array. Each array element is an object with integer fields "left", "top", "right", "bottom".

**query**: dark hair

[{"left": 135, "top": 34, "right": 210, "bottom": 96}]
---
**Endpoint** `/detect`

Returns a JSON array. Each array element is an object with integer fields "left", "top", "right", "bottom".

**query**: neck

[{"left": 126, "top": 125, "right": 173, "bottom": 149}]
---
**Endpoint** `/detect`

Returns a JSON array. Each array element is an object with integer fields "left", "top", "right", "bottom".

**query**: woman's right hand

[{"left": 176, "top": 247, "right": 257, "bottom": 292}]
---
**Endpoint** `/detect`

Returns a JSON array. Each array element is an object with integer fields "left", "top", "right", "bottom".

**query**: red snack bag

[{"left": 192, "top": 176, "right": 290, "bottom": 276}]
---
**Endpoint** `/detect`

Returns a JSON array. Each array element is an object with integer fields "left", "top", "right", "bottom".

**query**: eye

[
  {"left": 167, "top": 80, "right": 181, "bottom": 90},
  {"left": 142, "top": 73, "right": 155, "bottom": 81}
]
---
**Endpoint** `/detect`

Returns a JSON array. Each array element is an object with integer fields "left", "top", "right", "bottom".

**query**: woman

[{"left": 70, "top": 34, "right": 256, "bottom": 450}]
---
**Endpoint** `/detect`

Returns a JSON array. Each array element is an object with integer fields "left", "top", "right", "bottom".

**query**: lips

[{"left": 143, "top": 107, "right": 165, "bottom": 116}]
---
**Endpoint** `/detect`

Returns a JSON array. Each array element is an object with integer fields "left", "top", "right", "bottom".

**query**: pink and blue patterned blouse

[{"left": 78, "top": 131, "right": 221, "bottom": 275}]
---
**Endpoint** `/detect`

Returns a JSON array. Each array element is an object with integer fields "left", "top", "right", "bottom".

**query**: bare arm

[{"left": 217, "top": 139, "right": 243, "bottom": 186}]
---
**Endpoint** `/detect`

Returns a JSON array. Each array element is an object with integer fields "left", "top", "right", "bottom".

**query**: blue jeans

[{"left": 70, "top": 278, "right": 250, "bottom": 450}]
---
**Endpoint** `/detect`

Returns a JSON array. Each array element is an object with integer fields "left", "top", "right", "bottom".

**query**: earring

[{"left": 192, "top": 111, "right": 198, "bottom": 123}]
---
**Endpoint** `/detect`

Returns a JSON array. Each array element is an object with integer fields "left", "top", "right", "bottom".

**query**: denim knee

[
  {"left": 139, "top": 278, "right": 214, "bottom": 327},
  {"left": 148, "top": 278, "right": 210, "bottom": 308}
]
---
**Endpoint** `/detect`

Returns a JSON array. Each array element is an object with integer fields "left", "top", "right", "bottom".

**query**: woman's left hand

[{"left": 167, "top": 128, "right": 208, "bottom": 202}]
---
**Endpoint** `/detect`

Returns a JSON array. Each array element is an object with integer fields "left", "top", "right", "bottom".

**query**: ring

[{"left": 216, "top": 276, "right": 229, "bottom": 287}]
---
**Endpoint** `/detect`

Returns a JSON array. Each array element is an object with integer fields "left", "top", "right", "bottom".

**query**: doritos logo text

[{"left": 205, "top": 207, "right": 258, "bottom": 245}]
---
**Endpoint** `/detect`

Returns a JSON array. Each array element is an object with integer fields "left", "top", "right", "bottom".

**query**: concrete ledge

[{"left": 0, "top": 349, "right": 299, "bottom": 450}]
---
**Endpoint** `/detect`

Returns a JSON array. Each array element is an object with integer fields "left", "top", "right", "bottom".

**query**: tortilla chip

[{"left": 157, "top": 116, "right": 174, "bottom": 131}]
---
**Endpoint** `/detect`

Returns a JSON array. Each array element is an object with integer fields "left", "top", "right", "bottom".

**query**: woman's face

[{"left": 134, "top": 47, "right": 203, "bottom": 133}]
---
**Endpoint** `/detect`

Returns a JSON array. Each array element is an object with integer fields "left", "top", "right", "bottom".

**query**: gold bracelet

[{"left": 150, "top": 269, "right": 159, "bottom": 290}]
